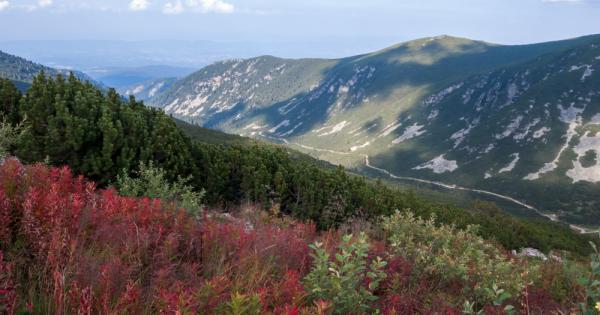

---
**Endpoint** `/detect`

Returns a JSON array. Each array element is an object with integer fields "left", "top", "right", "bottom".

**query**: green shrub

[
  {"left": 117, "top": 161, "right": 204, "bottom": 216},
  {"left": 579, "top": 240, "right": 600, "bottom": 315},
  {"left": 0, "top": 118, "right": 22, "bottom": 159},
  {"left": 303, "top": 232, "right": 386, "bottom": 314},
  {"left": 217, "top": 293, "right": 262, "bottom": 315},
  {"left": 383, "top": 210, "right": 532, "bottom": 305}
]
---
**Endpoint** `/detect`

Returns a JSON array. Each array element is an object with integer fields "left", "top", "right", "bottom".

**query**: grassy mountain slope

[
  {"left": 151, "top": 34, "right": 600, "bottom": 226},
  {"left": 369, "top": 37, "right": 600, "bottom": 225},
  {"left": 121, "top": 77, "right": 178, "bottom": 102}
]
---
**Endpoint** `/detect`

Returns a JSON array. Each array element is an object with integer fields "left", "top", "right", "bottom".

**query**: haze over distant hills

[
  {"left": 150, "top": 34, "right": 600, "bottom": 227},
  {"left": 0, "top": 50, "right": 99, "bottom": 90},
  {"left": 91, "top": 65, "right": 194, "bottom": 100},
  {"left": 0, "top": 39, "right": 396, "bottom": 70},
  {"left": 0, "top": 38, "right": 398, "bottom": 98}
]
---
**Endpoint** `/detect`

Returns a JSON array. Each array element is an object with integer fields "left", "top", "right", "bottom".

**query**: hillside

[
  {"left": 150, "top": 34, "right": 600, "bottom": 227},
  {"left": 0, "top": 50, "right": 97, "bottom": 90},
  {"left": 122, "top": 77, "right": 178, "bottom": 102}
]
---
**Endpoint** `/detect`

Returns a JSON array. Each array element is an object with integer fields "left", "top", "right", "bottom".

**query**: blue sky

[{"left": 0, "top": 0, "right": 599, "bottom": 48}]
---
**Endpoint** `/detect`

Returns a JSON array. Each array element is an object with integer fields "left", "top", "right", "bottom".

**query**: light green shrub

[
  {"left": 383, "top": 210, "right": 532, "bottom": 305},
  {"left": 218, "top": 293, "right": 262, "bottom": 315},
  {"left": 117, "top": 161, "right": 204, "bottom": 217},
  {"left": 303, "top": 232, "right": 386, "bottom": 314},
  {"left": 578, "top": 240, "right": 600, "bottom": 315},
  {"left": 0, "top": 118, "right": 22, "bottom": 159}
]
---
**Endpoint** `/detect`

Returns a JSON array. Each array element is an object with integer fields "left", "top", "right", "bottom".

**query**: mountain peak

[
  {"left": 361, "top": 35, "right": 492, "bottom": 66},
  {"left": 372, "top": 35, "right": 493, "bottom": 55}
]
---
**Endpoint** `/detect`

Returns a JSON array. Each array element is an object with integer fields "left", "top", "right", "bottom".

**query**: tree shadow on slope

[{"left": 246, "top": 36, "right": 599, "bottom": 140}]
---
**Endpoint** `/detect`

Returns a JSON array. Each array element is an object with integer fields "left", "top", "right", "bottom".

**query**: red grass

[
  {"left": 0, "top": 159, "right": 581, "bottom": 313},
  {"left": 0, "top": 251, "right": 17, "bottom": 315}
]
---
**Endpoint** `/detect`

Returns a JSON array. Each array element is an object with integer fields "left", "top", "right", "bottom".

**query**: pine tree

[{"left": 0, "top": 78, "right": 22, "bottom": 124}]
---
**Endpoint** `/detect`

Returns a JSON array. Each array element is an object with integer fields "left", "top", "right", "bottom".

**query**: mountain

[
  {"left": 90, "top": 65, "right": 194, "bottom": 91},
  {"left": 151, "top": 34, "right": 600, "bottom": 227},
  {"left": 0, "top": 50, "right": 98, "bottom": 90},
  {"left": 121, "top": 77, "right": 179, "bottom": 102}
]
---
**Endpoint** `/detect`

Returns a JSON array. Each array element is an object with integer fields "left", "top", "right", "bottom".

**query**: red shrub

[
  {"left": 155, "top": 283, "right": 197, "bottom": 315},
  {"left": 66, "top": 282, "right": 92, "bottom": 315},
  {"left": 0, "top": 159, "right": 23, "bottom": 200},
  {"left": 0, "top": 251, "right": 17, "bottom": 315},
  {"left": 0, "top": 161, "right": 201, "bottom": 312},
  {"left": 275, "top": 305, "right": 301, "bottom": 315},
  {"left": 0, "top": 190, "right": 11, "bottom": 248},
  {"left": 0, "top": 160, "right": 578, "bottom": 313},
  {"left": 264, "top": 270, "right": 307, "bottom": 310},
  {"left": 520, "top": 286, "right": 563, "bottom": 314}
]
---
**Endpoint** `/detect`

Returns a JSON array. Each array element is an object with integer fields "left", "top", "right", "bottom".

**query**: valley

[
  {"left": 149, "top": 34, "right": 600, "bottom": 227},
  {"left": 268, "top": 131, "right": 597, "bottom": 234}
]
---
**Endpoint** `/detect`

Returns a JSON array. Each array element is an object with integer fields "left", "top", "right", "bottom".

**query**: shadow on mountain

[{"left": 246, "top": 36, "right": 595, "bottom": 139}]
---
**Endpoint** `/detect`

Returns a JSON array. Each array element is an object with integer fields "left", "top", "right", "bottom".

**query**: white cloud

[
  {"left": 163, "top": 0, "right": 184, "bottom": 14},
  {"left": 0, "top": 0, "right": 9, "bottom": 11},
  {"left": 0, "top": 0, "right": 234, "bottom": 14},
  {"left": 186, "top": 0, "right": 234, "bottom": 13},
  {"left": 129, "top": 0, "right": 149, "bottom": 11},
  {"left": 38, "top": 0, "right": 52, "bottom": 7}
]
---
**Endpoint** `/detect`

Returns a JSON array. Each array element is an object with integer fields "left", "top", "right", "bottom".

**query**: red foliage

[
  {"left": 66, "top": 282, "right": 92, "bottom": 315},
  {"left": 0, "top": 160, "right": 578, "bottom": 313},
  {"left": 266, "top": 270, "right": 307, "bottom": 310},
  {"left": 0, "top": 160, "right": 317, "bottom": 313},
  {"left": 0, "top": 251, "right": 17, "bottom": 315},
  {"left": 519, "top": 286, "right": 562, "bottom": 314}
]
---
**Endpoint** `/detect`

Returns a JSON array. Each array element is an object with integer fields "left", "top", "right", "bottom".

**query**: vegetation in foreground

[{"left": 0, "top": 159, "right": 599, "bottom": 314}]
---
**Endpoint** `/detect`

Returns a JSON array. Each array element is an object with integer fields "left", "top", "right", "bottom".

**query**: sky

[{"left": 0, "top": 0, "right": 600, "bottom": 56}]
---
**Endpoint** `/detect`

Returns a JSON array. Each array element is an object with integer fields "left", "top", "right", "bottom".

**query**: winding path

[
  {"left": 265, "top": 135, "right": 597, "bottom": 235},
  {"left": 363, "top": 155, "right": 595, "bottom": 234}
]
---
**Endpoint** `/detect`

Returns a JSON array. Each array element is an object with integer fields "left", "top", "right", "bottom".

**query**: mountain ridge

[
  {"left": 119, "top": 34, "right": 600, "bottom": 226},
  {"left": 0, "top": 49, "right": 99, "bottom": 90}
]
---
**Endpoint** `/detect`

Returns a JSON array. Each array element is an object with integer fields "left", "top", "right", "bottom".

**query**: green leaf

[{"left": 578, "top": 277, "right": 591, "bottom": 286}]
